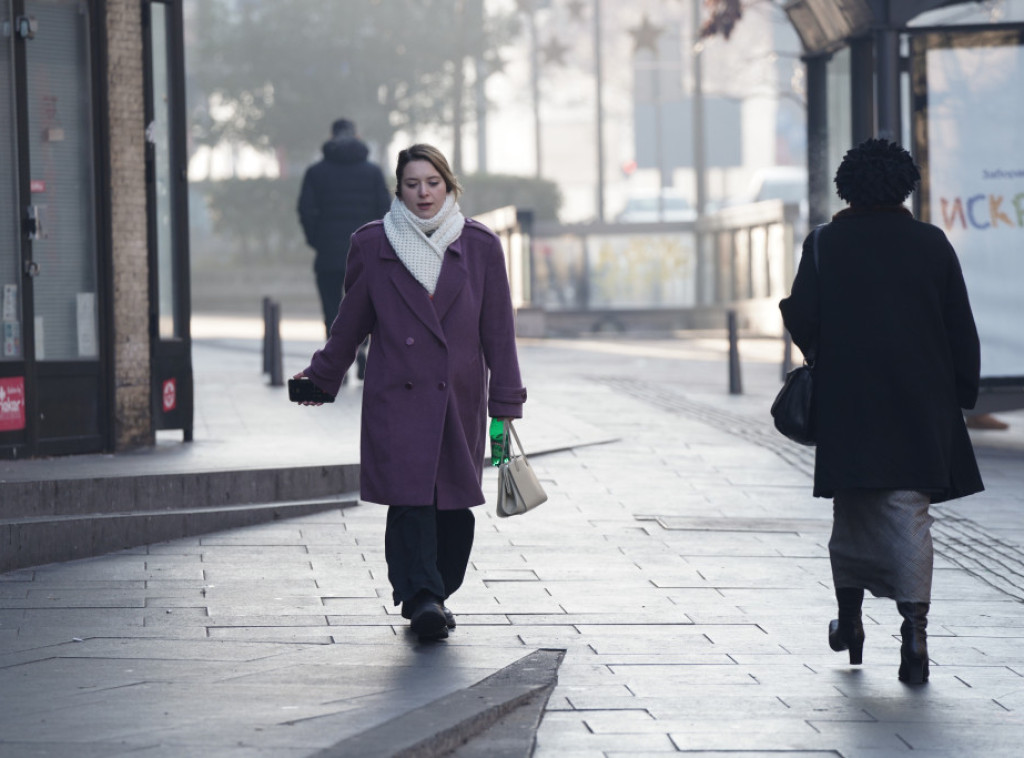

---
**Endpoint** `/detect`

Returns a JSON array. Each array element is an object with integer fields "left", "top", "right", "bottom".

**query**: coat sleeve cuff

[
  {"left": 488, "top": 385, "right": 527, "bottom": 418},
  {"left": 304, "top": 366, "right": 343, "bottom": 397}
]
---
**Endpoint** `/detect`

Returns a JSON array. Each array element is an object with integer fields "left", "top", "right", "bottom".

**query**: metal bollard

[
  {"left": 727, "top": 310, "right": 743, "bottom": 395},
  {"left": 263, "top": 298, "right": 284, "bottom": 387},
  {"left": 262, "top": 296, "right": 273, "bottom": 375}
]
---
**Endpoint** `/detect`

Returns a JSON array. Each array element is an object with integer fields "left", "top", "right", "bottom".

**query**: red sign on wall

[
  {"left": 0, "top": 377, "right": 26, "bottom": 431},
  {"left": 30, "top": 179, "right": 46, "bottom": 193},
  {"left": 162, "top": 378, "right": 176, "bottom": 412}
]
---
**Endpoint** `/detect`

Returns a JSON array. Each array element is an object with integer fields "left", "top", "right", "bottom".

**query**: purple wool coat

[{"left": 304, "top": 218, "right": 526, "bottom": 510}]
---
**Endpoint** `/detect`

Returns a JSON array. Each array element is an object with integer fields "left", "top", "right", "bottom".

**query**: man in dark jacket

[{"left": 298, "top": 119, "right": 391, "bottom": 344}]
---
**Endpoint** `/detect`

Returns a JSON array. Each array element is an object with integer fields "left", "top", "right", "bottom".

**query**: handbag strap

[
  {"left": 804, "top": 224, "right": 825, "bottom": 366},
  {"left": 502, "top": 420, "right": 529, "bottom": 462}
]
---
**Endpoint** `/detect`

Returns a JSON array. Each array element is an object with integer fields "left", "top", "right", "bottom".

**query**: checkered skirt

[{"left": 828, "top": 489, "right": 933, "bottom": 603}]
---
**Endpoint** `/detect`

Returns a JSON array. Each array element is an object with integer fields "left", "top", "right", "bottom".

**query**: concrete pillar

[
  {"left": 105, "top": 0, "right": 153, "bottom": 449},
  {"left": 874, "top": 27, "right": 901, "bottom": 141},
  {"left": 805, "top": 55, "right": 831, "bottom": 228},
  {"left": 850, "top": 36, "right": 875, "bottom": 145}
]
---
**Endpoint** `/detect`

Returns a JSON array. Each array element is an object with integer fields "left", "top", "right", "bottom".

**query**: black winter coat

[
  {"left": 779, "top": 206, "right": 983, "bottom": 503},
  {"left": 297, "top": 137, "right": 391, "bottom": 274}
]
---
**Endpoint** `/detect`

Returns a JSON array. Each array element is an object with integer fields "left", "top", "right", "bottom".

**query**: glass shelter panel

[
  {"left": 912, "top": 28, "right": 1024, "bottom": 379},
  {"left": 150, "top": 2, "right": 179, "bottom": 339},
  {"left": 825, "top": 47, "right": 852, "bottom": 217}
]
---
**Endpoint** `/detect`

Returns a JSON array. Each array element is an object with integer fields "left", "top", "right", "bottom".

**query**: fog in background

[{"left": 182, "top": 0, "right": 808, "bottom": 318}]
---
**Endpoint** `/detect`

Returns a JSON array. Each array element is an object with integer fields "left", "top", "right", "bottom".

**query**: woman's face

[{"left": 399, "top": 159, "right": 447, "bottom": 219}]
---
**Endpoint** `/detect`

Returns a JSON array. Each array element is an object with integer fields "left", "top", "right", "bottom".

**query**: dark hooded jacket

[{"left": 297, "top": 136, "right": 391, "bottom": 274}]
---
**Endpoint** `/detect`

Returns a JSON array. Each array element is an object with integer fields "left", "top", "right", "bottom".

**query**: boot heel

[
  {"left": 899, "top": 649, "right": 929, "bottom": 684},
  {"left": 828, "top": 619, "right": 866, "bottom": 665},
  {"left": 848, "top": 637, "right": 864, "bottom": 665}
]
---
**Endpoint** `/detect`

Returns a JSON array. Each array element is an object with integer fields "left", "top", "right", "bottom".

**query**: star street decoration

[
  {"left": 566, "top": 0, "right": 587, "bottom": 22},
  {"left": 483, "top": 50, "right": 509, "bottom": 78},
  {"left": 629, "top": 13, "right": 663, "bottom": 54},
  {"left": 541, "top": 35, "right": 572, "bottom": 66}
]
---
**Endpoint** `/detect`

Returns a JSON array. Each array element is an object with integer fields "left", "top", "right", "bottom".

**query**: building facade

[{"left": 0, "top": 0, "right": 191, "bottom": 458}]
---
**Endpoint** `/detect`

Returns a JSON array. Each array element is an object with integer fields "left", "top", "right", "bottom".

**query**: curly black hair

[{"left": 834, "top": 138, "right": 921, "bottom": 207}]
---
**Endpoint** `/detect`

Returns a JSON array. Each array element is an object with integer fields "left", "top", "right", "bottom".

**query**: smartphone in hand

[{"left": 288, "top": 377, "right": 336, "bottom": 403}]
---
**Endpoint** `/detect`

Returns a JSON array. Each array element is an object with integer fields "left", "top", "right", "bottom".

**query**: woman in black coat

[{"left": 780, "top": 139, "right": 983, "bottom": 684}]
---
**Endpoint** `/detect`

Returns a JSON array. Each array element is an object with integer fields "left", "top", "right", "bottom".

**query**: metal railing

[
  {"left": 519, "top": 200, "right": 803, "bottom": 335},
  {"left": 471, "top": 205, "right": 535, "bottom": 310}
]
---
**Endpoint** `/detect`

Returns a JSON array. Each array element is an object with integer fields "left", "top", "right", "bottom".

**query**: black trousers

[
  {"left": 385, "top": 504, "right": 475, "bottom": 607},
  {"left": 315, "top": 270, "right": 346, "bottom": 337}
]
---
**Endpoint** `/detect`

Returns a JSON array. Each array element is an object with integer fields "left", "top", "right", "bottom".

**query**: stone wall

[{"left": 104, "top": 0, "right": 152, "bottom": 449}]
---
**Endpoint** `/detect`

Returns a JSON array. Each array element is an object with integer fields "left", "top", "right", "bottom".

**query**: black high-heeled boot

[
  {"left": 828, "top": 587, "right": 865, "bottom": 665},
  {"left": 897, "top": 601, "right": 929, "bottom": 684}
]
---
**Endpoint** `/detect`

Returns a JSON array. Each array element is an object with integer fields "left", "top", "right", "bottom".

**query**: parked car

[
  {"left": 616, "top": 189, "right": 697, "bottom": 223},
  {"left": 736, "top": 166, "right": 807, "bottom": 208}
]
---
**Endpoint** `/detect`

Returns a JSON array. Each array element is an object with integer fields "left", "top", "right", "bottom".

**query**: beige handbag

[{"left": 496, "top": 420, "right": 547, "bottom": 517}]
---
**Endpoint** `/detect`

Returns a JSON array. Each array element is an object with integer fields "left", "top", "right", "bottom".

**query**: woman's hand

[{"left": 292, "top": 372, "right": 324, "bottom": 407}]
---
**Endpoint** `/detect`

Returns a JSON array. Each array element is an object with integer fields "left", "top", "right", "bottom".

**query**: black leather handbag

[
  {"left": 771, "top": 362, "right": 815, "bottom": 445},
  {"left": 772, "top": 225, "right": 823, "bottom": 446}
]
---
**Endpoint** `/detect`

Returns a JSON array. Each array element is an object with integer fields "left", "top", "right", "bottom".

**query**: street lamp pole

[
  {"left": 691, "top": 0, "right": 708, "bottom": 305},
  {"left": 594, "top": 0, "right": 606, "bottom": 221},
  {"left": 692, "top": 0, "right": 707, "bottom": 218},
  {"left": 528, "top": 7, "right": 542, "bottom": 178},
  {"left": 653, "top": 45, "right": 666, "bottom": 220}
]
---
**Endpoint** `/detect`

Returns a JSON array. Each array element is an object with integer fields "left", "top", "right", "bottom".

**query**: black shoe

[
  {"left": 402, "top": 600, "right": 455, "bottom": 629},
  {"left": 897, "top": 601, "right": 929, "bottom": 684},
  {"left": 410, "top": 594, "right": 448, "bottom": 641}
]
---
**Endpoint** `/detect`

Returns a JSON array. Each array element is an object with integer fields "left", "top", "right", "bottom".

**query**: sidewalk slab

[{"left": 1, "top": 322, "right": 1023, "bottom": 757}]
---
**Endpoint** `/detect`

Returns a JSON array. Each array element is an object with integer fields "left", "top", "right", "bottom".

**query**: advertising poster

[
  {"left": 0, "top": 377, "right": 26, "bottom": 432},
  {"left": 918, "top": 33, "right": 1024, "bottom": 378}
]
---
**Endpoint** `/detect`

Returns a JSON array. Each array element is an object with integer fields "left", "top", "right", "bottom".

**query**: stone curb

[
  {"left": 1, "top": 490, "right": 358, "bottom": 573},
  {"left": 0, "top": 464, "right": 360, "bottom": 519},
  {"left": 312, "top": 649, "right": 566, "bottom": 758}
]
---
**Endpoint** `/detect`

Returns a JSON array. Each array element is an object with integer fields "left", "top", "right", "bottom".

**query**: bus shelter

[{"left": 786, "top": 0, "right": 1024, "bottom": 411}]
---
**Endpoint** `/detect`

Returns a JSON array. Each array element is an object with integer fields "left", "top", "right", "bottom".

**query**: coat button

[
  {"left": 438, "top": 381, "right": 447, "bottom": 390},
  {"left": 406, "top": 337, "right": 414, "bottom": 346},
  {"left": 405, "top": 381, "right": 413, "bottom": 390}
]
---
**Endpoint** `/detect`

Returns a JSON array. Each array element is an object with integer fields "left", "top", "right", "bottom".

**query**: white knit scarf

[{"left": 383, "top": 193, "right": 465, "bottom": 295}]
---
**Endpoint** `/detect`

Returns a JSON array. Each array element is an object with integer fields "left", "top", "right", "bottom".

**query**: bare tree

[{"left": 188, "top": 0, "right": 517, "bottom": 168}]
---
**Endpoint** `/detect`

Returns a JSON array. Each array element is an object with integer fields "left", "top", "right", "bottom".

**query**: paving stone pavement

[{"left": 2, "top": 318, "right": 1023, "bottom": 757}]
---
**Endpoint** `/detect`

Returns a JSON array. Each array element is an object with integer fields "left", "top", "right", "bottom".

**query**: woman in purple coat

[{"left": 297, "top": 144, "right": 526, "bottom": 641}]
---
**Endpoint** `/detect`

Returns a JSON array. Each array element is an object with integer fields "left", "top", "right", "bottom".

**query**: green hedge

[
  {"left": 190, "top": 177, "right": 305, "bottom": 265},
  {"left": 191, "top": 171, "right": 562, "bottom": 264},
  {"left": 458, "top": 173, "right": 562, "bottom": 222}
]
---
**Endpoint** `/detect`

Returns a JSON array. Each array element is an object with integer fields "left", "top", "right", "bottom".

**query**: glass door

[
  {"left": 25, "top": 0, "right": 100, "bottom": 365},
  {"left": 145, "top": 0, "right": 192, "bottom": 438},
  {"left": 1, "top": 1, "right": 30, "bottom": 446}
]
